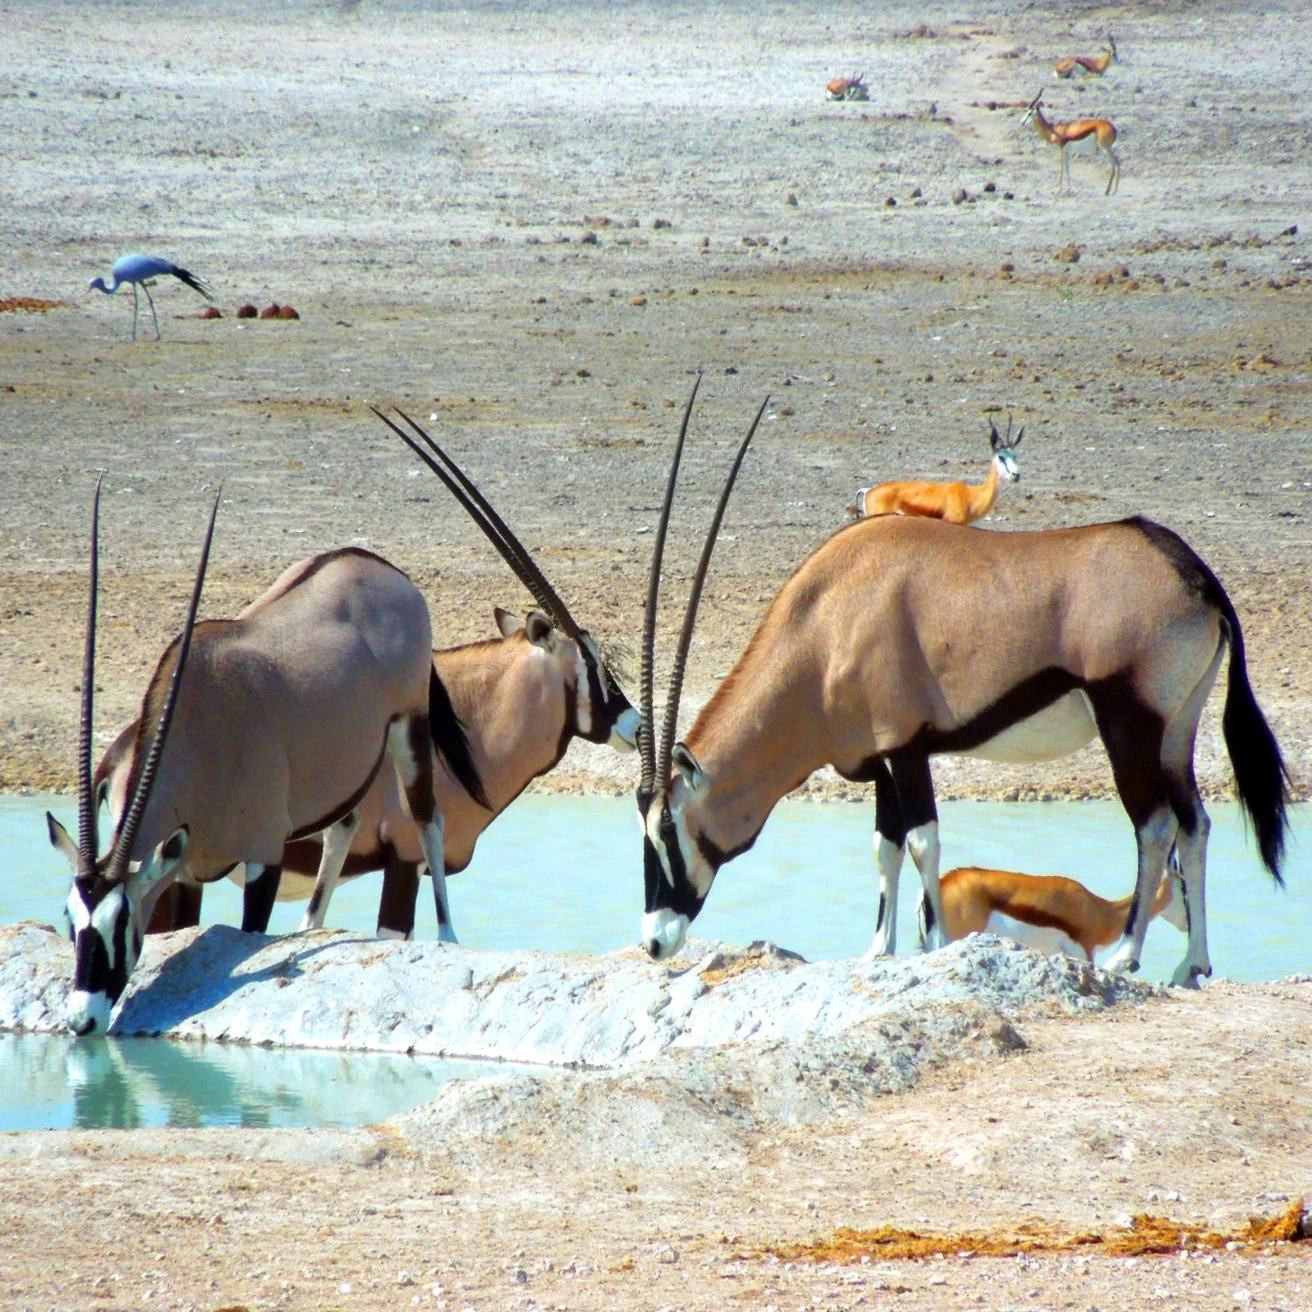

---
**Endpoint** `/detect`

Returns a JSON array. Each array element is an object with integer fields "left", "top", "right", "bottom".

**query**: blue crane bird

[{"left": 88, "top": 253, "right": 213, "bottom": 341}]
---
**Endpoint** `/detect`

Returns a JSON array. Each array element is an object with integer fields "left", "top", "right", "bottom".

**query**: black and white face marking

[
  {"left": 639, "top": 775, "right": 717, "bottom": 960},
  {"left": 50, "top": 816, "right": 188, "bottom": 1035},
  {"left": 994, "top": 448, "right": 1020, "bottom": 484},
  {"left": 574, "top": 631, "right": 640, "bottom": 753}
]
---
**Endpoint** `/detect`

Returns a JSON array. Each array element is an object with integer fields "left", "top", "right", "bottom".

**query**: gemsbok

[
  {"left": 49, "top": 485, "right": 477, "bottom": 1035},
  {"left": 99, "top": 409, "right": 642, "bottom": 942},
  {"left": 277, "top": 408, "right": 641, "bottom": 937},
  {"left": 1055, "top": 33, "right": 1117, "bottom": 79},
  {"left": 1022, "top": 91, "right": 1120, "bottom": 196},
  {"left": 826, "top": 73, "right": 869, "bottom": 102},
  {"left": 636, "top": 389, "right": 1288, "bottom": 988},
  {"left": 850, "top": 415, "right": 1022, "bottom": 524},
  {"left": 923, "top": 864, "right": 1187, "bottom": 964}
]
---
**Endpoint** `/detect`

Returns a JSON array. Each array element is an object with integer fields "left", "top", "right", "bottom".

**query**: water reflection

[{"left": 1, "top": 1032, "right": 508, "bottom": 1132}]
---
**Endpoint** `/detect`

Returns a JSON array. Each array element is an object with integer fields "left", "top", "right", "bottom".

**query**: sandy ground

[
  {"left": 1, "top": 0, "right": 1309, "bottom": 801},
  {"left": 1, "top": 2, "right": 1311, "bottom": 1308}
]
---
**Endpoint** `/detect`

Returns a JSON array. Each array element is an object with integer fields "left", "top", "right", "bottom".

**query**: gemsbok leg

[
  {"left": 865, "top": 754, "right": 948, "bottom": 957},
  {"left": 377, "top": 851, "right": 422, "bottom": 940},
  {"left": 242, "top": 863, "right": 285, "bottom": 934},
  {"left": 299, "top": 811, "right": 364, "bottom": 931},
  {"left": 387, "top": 714, "right": 453, "bottom": 941}
]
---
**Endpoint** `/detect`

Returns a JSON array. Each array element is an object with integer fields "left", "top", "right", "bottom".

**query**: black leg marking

[
  {"left": 242, "top": 864, "right": 282, "bottom": 934},
  {"left": 875, "top": 891, "right": 888, "bottom": 931},
  {"left": 888, "top": 752, "right": 937, "bottom": 831},
  {"left": 871, "top": 757, "right": 908, "bottom": 849},
  {"left": 378, "top": 851, "right": 420, "bottom": 938}
]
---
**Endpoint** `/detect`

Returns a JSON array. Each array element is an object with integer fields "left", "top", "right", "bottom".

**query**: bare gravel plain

[{"left": 1, "top": 1, "right": 1310, "bottom": 1308}]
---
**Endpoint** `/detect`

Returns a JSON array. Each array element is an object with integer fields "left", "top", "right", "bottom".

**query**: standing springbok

[
  {"left": 923, "top": 865, "right": 1186, "bottom": 964},
  {"left": 849, "top": 416, "right": 1022, "bottom": 524},
  {"left": 636, "top": 391, "right": 1288, "bottom": 988},
  {"left": 1055, "top": 34, "right": 1117, "bottom": 79},
  {"left": 49, "top": 485, "right": 475, "bottom": 1035},
  {"left": 1022, "top": 91, "right": 1120, "bottom": 196}
]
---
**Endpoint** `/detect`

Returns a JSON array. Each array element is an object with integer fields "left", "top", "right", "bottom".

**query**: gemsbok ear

[
  {"left": 524, "top": 610, "right": 555, "bottom": 649},
  {"left": 135, "top": 826, "right": 188, "bottom": 887},
  {"left": 671, "top": 743, "right": 706, "bottom": 795},
  {"left": 494, "top": 605, "right": 520, "bottom": 638},
  {"left": 47, "top": 812, "right": 80, "bottom": 870}
]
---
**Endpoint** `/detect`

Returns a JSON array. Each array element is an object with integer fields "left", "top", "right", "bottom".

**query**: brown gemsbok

[
  {"left": 635, "top": 386, "right": 1289, "bottom": 988},
  {"left": 279, "top": 409, "right": 641, "bottom": 937},
  {"left": 49, "top": 484, "right": 477, "bottom": 1035},
  {"left": 850, "top": 415, "right": 1022, "bottom": 524},
  {"left": 95, "top": 410, "right": 640, "bottom": 942}
]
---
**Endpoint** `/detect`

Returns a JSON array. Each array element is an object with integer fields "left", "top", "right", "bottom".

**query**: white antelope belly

[{"left": 959, "top": 689, "right": 1097, "bottom": 764}]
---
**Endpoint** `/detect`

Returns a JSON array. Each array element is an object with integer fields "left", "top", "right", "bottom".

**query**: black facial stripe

[
  {"left": 73, "top": 926, "right": 112, "bottom": 997},
  {"left": 645, "top": 804, "right": 705, "bottom": 920}
]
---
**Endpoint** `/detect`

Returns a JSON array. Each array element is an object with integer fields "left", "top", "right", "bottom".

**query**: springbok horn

[
  {"left": 638, "top": 374, "right": 702, "bottom": 806},
  {"left": 374, "top": 407, "right": 583, "bottom": 640},
  {"left": 655, "top": 395, "right": 767, "bottom": 790},
  {"left": 1005, "top": 412, "right": 1014, "bottom": 444},
  {"left": 105, "top": 491, "right": 221, "bottom": 882},
  {"left": 988, "top": 416, "right": 1001, "bottom": 448},
  {"left": 77, "top": 477, "right": 104, "bottom": 881}
]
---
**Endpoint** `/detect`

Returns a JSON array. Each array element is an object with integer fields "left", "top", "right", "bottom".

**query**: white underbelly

[
  {"left": 985, "top": 912, "right": 1086, "bottom": 961},
  {"left": 958, "top": 689, "right": 1097, "bottom": 763}
]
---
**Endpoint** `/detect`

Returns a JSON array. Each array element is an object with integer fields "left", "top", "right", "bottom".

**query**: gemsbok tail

[
  {"left": 1218, "top": 592, "right": 1290, "bottom": 884},
  {"left": 428, "top": 666, "right": 491, "bottom": 811}
]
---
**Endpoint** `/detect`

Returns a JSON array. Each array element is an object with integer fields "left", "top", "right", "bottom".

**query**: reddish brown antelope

[
  {"left": 826, "top": 73, "right": 869, "bottom": 102},
  {"left": 49, "top": 486, "right": 475, "bottom": 1035},
  {"left": 1055, "top": 33, "right": 1117, "bottom": 79},
  {"left": 923, "top": 864, "right": 1186, "bottom": 964},
  {"left": 636, "top": 391, "right": 1288, "bottom": 988},
  {"left": 1022, "top": 91, "right": 1120, "bottom": 196},
  {"left": 850, "top": 416, "right": 1022, "bottom": 524}
]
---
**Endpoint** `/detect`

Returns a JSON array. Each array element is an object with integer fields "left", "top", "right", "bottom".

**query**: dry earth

[{"left": 1, "top": 2, "right": 1311, "bottom": 1310}]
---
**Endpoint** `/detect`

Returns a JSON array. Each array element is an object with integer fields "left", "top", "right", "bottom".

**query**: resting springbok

[
  {"left": 849, "top": 416, "right": 1022, "bottom": 524},
  {"left": 635, "top": 385, "right": 1288, "bottom": 987},
  {"left": 1055, "top": 34, "right": 1117, "bottom": 79},
  {"left": 49, "top": 485, "right": 475, "bottom": 1035},
  {"left": 1022, "top": 91, "right": 1120, "bottom": 196},
  {"left": 826, "top": 73, "right": 869, "bottom": 102},
  {"left": 99, "top": 410, "right": 641, "bottom": 942},
  {"left": 922, "top": 865, "right": 1186, "bottom": 964}
]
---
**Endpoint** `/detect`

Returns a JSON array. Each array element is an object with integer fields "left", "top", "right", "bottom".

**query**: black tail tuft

[
  {"left": 170, "top": 263, "right": 214, "bottom": 301},
  {"left": 1219, "top": 602, "right": 1290, "bottom": 886},
  {"left": 429, "top": 667, "right": 490, "bottom": 811}
]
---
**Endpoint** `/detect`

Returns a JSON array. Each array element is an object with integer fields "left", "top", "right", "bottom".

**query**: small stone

[
  {"left": 654, "top": 1244, "right": 679, "bottom": 1264},
  {"left": 909, "top": 186, "right": 923, "bottom": 198},
  {"left": 1054, "top": 244, "right": 1083, "bottom": 264},
  {"left": 652, "top": 217, "right": 672, "bottom": 229},
  {"left": 951, "top": 187, "right": 968, "bottom": 205},
  {"left": 236, "top": 303, "right": 257, "bottom": 318},
  {"left": 580, "top": 230, "right": 598, "bottom": 245},
  {"left": 983, "top": 181, "right": 996, "bottom": 193},
  {"left": 199, "top": 305, "right": 223, "bottom": 319},
  {"left": 397, "top": 1272, "right": 416, "bottom": 1287},
  {"left": 277, "top": 304, "right": 299, "bottom": 320},
  {"left": 631, "top": 295, "right": 647, "bottom": 306},
  {"left": 785, "top": 192, "right": 799, "bottom": 206},
  {"left": 513, "top": 1267, "right": 529, "bottom": 1283},
  {"left": 884, "top": 196, "right": 897, "bottom": 207},
  {"left": 259, "top": 302, "right": 281, "bottom": 319}
]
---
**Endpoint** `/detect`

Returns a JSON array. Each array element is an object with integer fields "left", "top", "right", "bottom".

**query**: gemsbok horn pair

[
  {"left": 636, "top": 387, "right": 1288, "bottom": 987},
  {"left": 50, "top": 485, "right": 474, "bottom": 1035},
  {"left": 849, "top": 415, "right": 1022, "bottom": 524}
]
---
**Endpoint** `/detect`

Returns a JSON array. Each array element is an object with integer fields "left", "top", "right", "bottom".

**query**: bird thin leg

[
  {"left": 130, "top": 284, "right": 139, "bottom": 342},
  {"left": 142, "top": 281, "right": 161, "bottom": 341}
]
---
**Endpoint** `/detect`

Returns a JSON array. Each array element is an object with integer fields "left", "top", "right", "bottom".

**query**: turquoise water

[
  {"left": 0, "top": 1032, "right": 509, "bottom": 1131},
  {"left": 6, "top": 794, "right": 1308, "bottom": 981}
]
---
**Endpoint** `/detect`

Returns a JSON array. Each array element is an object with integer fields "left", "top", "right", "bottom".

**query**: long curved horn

[
  {"left": 638, "top": 374, "right": 701, "bottom": 805},
  {"left": 77, "top": 477, "right": 104, "bottom": 880},
  {"left": 372, "top": 406, "right": 582, "bottom": 639},
  {"left": 105, "top": 491, "right": 221, "bottom": 881},
  {"left": 655, "top": 394, "right": 767, "bottom": 789}
]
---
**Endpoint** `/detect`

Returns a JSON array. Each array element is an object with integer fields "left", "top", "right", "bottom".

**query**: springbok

[
  {"left": 849, "top": 416, "right": 1022, "bottom": 524},
  {"left": 826, "top": 73, "right": 869, "bottom": 102},
  {"left": 922, "top": 865, "right": 1186, "bottom": 965},
  {"left": 635, "top": 389, "right": 1288, "bottom": 988},
  {"left": 1055, "top": 34, "right": 1117, "bottom": 79},
  {"left": 49, "top": 485, "right": 476, "bottom": 1035},
  {"left": 1022, "top": 91, "right": 1120, "bottom": 196}
]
